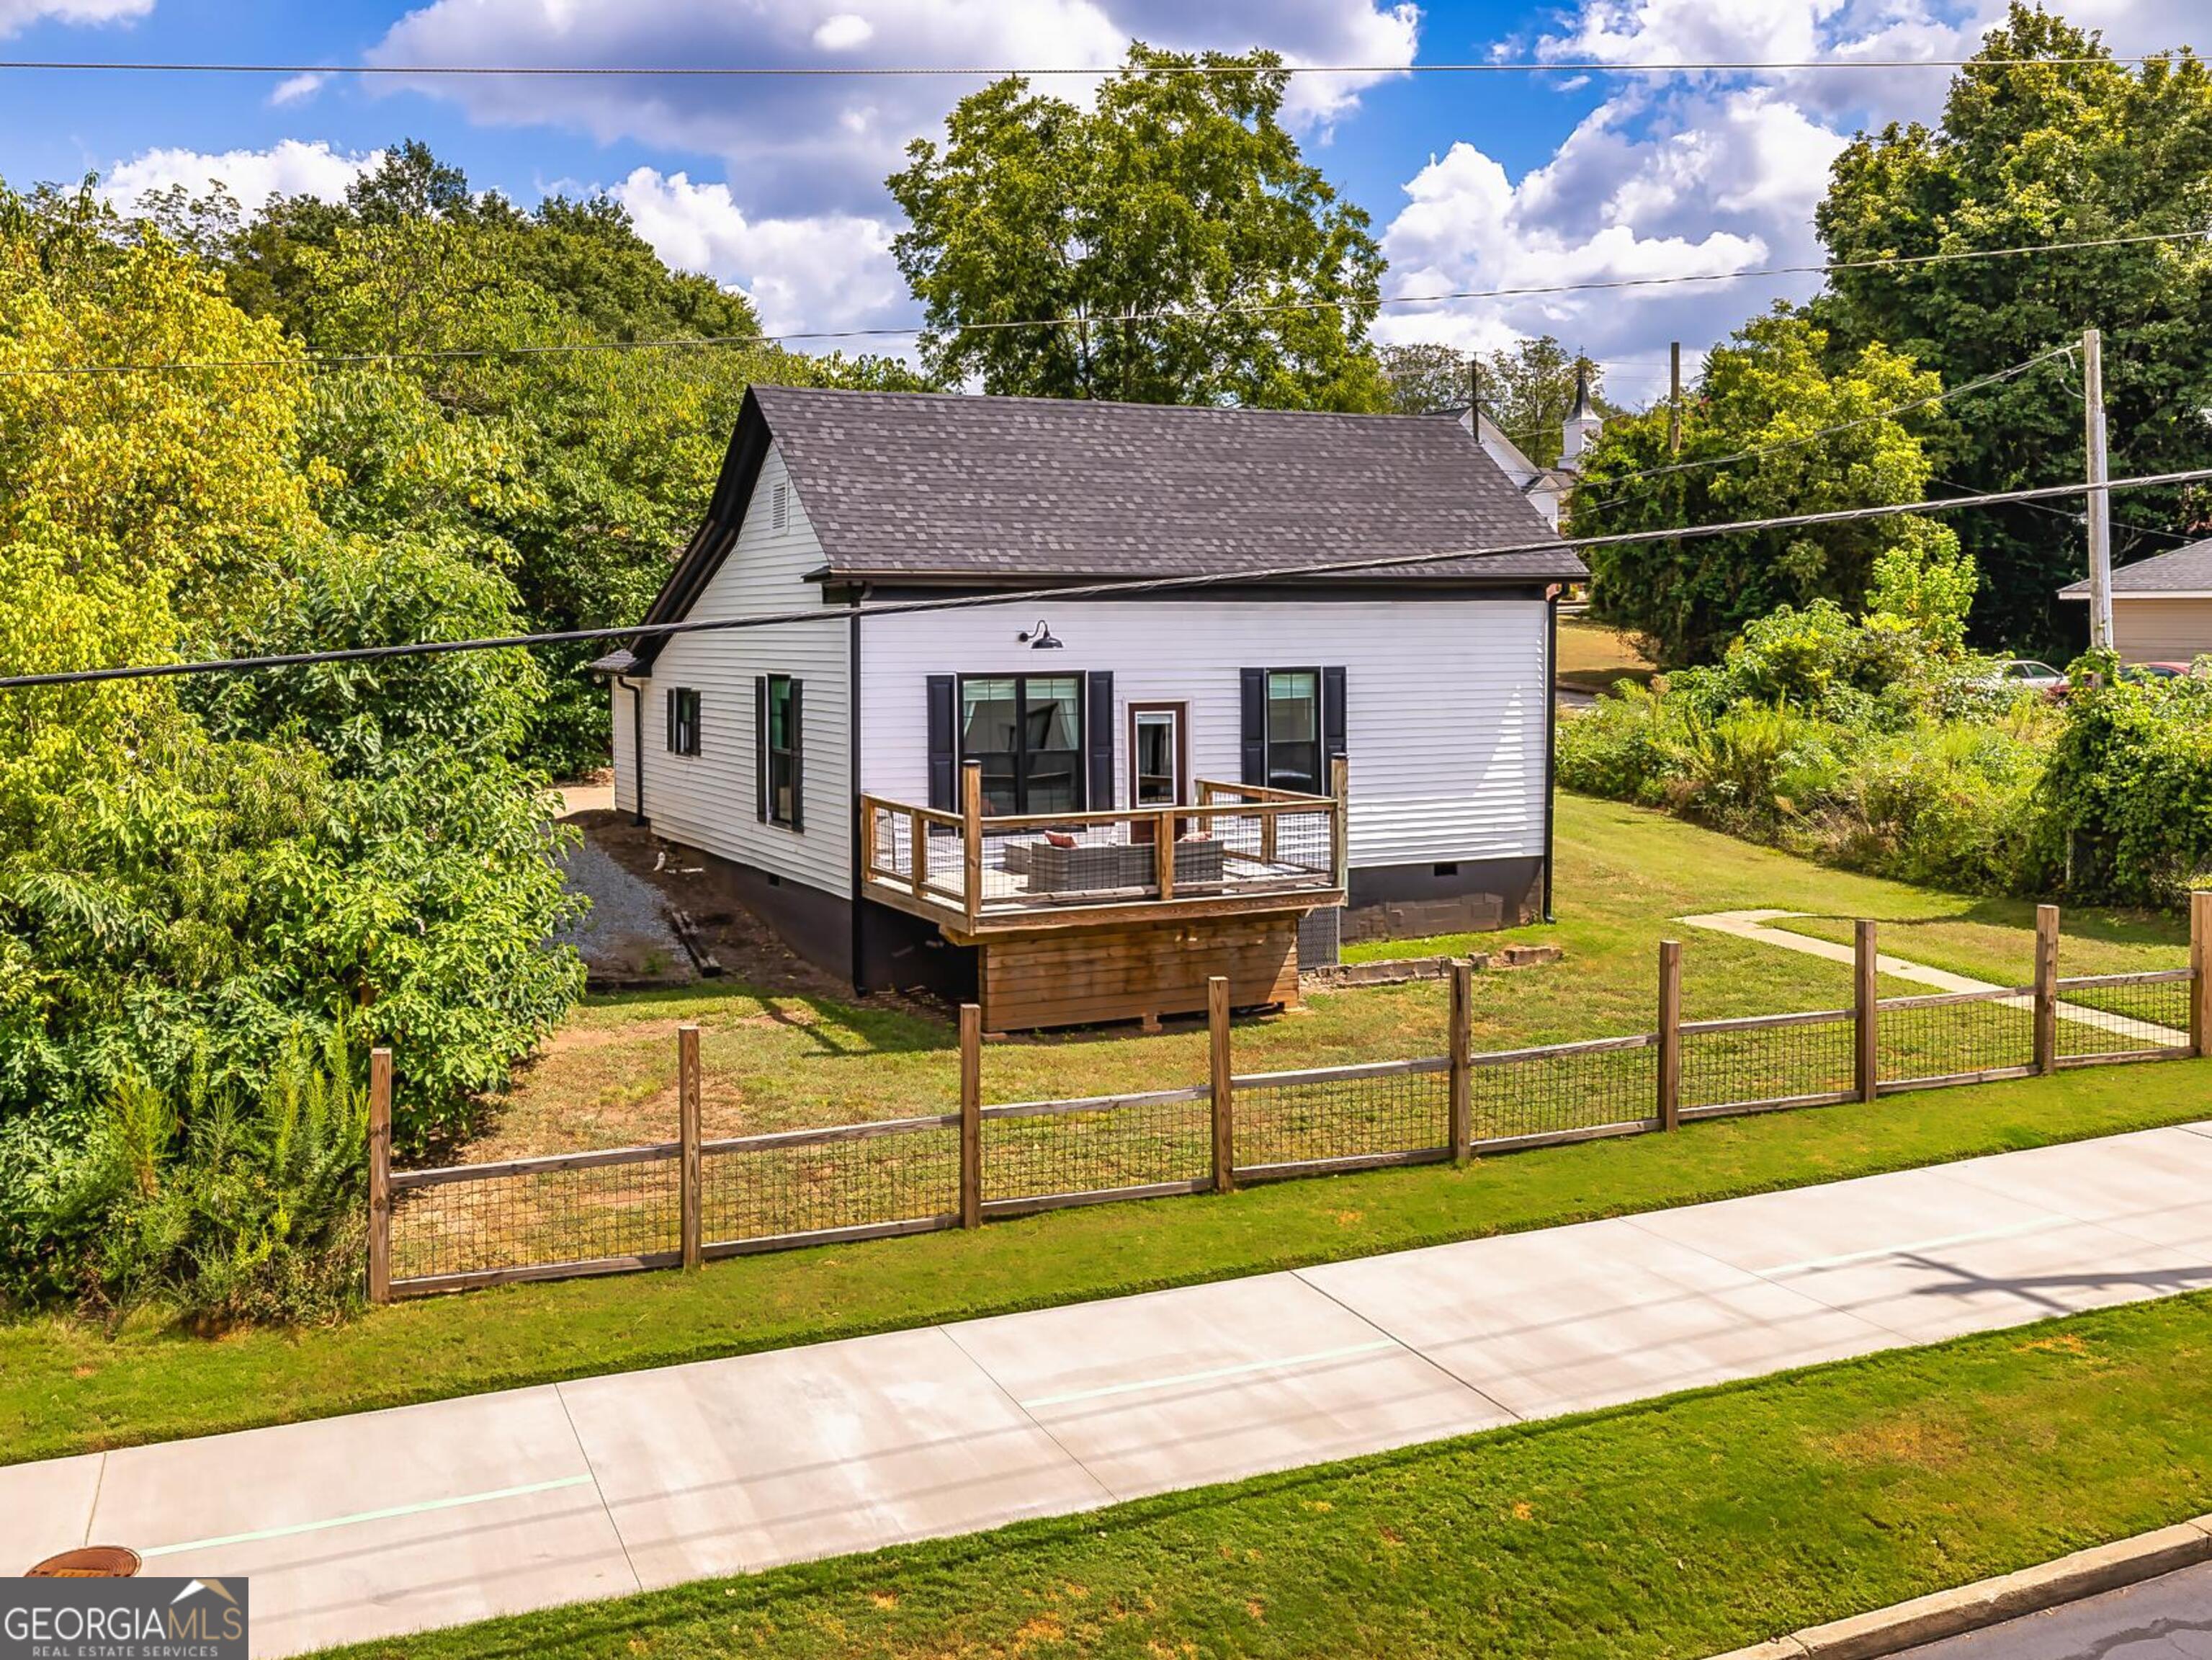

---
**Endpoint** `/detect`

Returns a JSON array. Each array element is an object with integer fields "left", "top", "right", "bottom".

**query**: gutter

[
  {"left": 1542, "top": 587, "right": 1559, "bottom": 924},
  {"left": 616, "top": 674, "right": 647, "bottom": 826}
]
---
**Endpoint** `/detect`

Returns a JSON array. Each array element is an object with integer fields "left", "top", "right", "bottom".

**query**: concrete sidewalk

[{"left": 17, "top": 1124, "right": 2212, "bottom": 1656}]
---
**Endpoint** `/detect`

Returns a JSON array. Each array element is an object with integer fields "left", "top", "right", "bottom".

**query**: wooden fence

[{"left": 366, "top": 898, "right": 2212, "bottom": 1302}]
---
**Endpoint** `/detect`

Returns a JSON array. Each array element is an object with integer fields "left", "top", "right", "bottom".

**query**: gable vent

[{"left": 770, "top": 481, "right": 789, "bottom": 532}]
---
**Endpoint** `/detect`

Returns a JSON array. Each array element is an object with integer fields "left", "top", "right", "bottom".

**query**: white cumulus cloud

[
  {"left": 102, "top": 140, "right": 382, "bottom": 216},
  {"left": 611, "top": 166, "right": 904, "bottom": 341},
  {"left": 812, "top": 13, "right": 874, "bottom": 51},
  {"left": 0, "top": 0, "right": 151, "bottom": 38}
]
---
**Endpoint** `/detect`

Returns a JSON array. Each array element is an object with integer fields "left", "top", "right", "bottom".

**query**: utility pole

[
  {"left": 1668, "top": 341, "right": 1683, "bottom": 455},
  {"left": 2084, "top": 326, "right": 2114, "bottom": 651},
  {"left": 1468, "top": 356, "right": 1482, "bottom": 429}
]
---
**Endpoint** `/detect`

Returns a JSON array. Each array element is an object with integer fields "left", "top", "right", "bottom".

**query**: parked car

[{"left": 1988, "top": 659, "right": 2069, "bottom": 695}]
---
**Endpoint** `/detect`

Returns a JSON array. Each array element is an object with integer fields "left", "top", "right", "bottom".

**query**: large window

[
  {"left": 1264, "top": 670, "right": 1320, "bottom": 794},
  {"left": 960, "top": 674, "right": 1084, "bottom": 816},
  {"left": 667, "top": 687, "right": 701, "bottom": 757},
  {"left": 764, "top": 675, "right": 801, "bottom": 828}
]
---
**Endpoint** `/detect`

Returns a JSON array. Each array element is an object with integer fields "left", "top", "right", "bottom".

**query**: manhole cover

[{"left": 26, "top": 1545, "right": 141, "bottom": 1577}]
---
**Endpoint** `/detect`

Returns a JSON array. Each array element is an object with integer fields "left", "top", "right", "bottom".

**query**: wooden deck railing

[{"left": 858, "top": 757, "right": 1348, "bottom": 930}]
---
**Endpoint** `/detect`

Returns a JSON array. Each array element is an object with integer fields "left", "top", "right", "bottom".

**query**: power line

[
  {"left": 5, "top": 227, "right": 2205, "bottom": 382},
  {"left": 0, "top": 55, "right": 2169, "bottom": 79},
  {"left": 1937, "top": 476, "right": 2202, "bottom": 544},
  {"left": 1573, "top": 344, "right": 2078, "bottom": 510},
  {"left": 9, "top": 465, "right": 2211, "bottom": 693}
]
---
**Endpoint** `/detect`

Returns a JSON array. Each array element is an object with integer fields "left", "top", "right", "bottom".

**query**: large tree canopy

[
  {"left": 888, "top": 44, "right": 1389, "bottom": 410},
  {"left": 1815, "top": 4, "right": 2212, "bottom": 652},
  {"left": 1575, "top": 311, "right": 1964, "bottom": 667}
]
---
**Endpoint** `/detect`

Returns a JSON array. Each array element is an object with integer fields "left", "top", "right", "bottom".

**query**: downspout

[
  {"left": 847, "top": 586, "right": 867, "bottom": 994},
  {"left": 618, "top": 674, "right": 648, "bottom": 826},
  {"left": 1541, "top": 586, "right": 1559, "bottom": 924}
]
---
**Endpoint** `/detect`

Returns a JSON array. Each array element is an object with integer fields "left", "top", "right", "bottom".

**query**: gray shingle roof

[
  {"left": 749, "top": 385, "right": 1584, "bottom": 584},
  {"left": 2058, "top": 537, "right": 2212, "bottom": 596}
]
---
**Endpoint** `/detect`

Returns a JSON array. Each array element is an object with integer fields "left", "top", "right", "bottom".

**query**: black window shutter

[
  {"left": 666, "top": 687, "right": 677, "bottom": 753},
  {"left": 788, "top": 679, "right": 805, "bottom": 832},
  {"left": 754, "top": 676, "right": 768, "bottom": 821},
  {"left": 1085, "top": 671, "right": 1114, "bottom": 811},
  {"left": 926, "top": 674, "right": 957, "bottom": 811},
  {"left": 1239, "top": 668, "right": 1267, "bottom": 786},
  {"left": 1322, "top": 666, "right": 1348, "bottom": 771}
]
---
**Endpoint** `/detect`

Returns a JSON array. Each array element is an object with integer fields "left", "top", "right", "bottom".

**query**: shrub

[{"left": 2, "top": 1033, "right": 368, "bottom": 1326}]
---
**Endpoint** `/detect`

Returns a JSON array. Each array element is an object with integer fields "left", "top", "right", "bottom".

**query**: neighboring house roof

[
  {"left": 755, "top": 385, "right": 1582, "bottom": 582},
  {"left": 2059, "top": 537, "right": 2212, "bottom": 597}
]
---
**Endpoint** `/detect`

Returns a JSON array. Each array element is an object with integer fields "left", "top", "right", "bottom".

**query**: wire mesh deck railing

[
  {"left": 369, "top": 904, "right": 2212, "bottom": 1300},
  {"left": 858, "top": 769, "right": 1343, "bottom": 929}
]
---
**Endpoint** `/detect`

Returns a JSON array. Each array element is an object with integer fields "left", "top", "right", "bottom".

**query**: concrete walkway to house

[
  {"left": 1682, "top": 909, "right": 2191, "bottom": 1048},
  {"left": 15, "top": 1125, "right": 2212, "bottom": 1657}
]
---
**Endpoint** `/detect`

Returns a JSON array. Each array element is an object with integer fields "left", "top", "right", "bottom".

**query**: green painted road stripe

[{"left": 138, "top": 1473, "right": 599, "bottom": 1558}]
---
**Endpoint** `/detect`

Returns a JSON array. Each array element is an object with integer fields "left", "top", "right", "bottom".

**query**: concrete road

[
  {"left": 1900, "top": 1560, "right": 2212, "bottom": 1656},
  {"left": 16, "top": 1124, "right": 2212, "bottom": 1655}
]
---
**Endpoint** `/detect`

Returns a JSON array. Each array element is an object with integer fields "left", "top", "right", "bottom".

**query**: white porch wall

[{"left": 859, "top": 598, "right": 1549, "bottom": 869}]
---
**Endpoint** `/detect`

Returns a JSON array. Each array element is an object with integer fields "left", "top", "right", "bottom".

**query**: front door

[{"left": 1129, "top": 703, "right": 1186, "bottom": 842}]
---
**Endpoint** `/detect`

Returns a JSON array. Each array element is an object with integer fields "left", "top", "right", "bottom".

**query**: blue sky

[{"left": 1, "top": 0, "right": 2197, "bottom": 393}]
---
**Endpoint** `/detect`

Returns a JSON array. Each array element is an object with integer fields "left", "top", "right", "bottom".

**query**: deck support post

[
  {"left": 2193, "top": 892, "right": 2212, "bottom": 1059},
  {"left": 367, "top": 1047, "right": 393, "bottom": 1306},
  {"left": 2034, "top": 905, "right": 2060, "bottom": 1076},
  {"left": 959, "top": 1003, "right": 982, "bottom": 1228},
  {"left": 1448, "top": 960, "right": 1473, "bottom": 1163},
  {"left": 1209, "top": 976, "right": 1235, "bottom": 1194},
  {"left": 1154, "top": 806, "right": 1176, "bottom": 902},
  {"left": 910, "top": 808, "right": 928, "bottom": 898},
  {"left": 962, "top": 762, "right": 984, "bottom": 933},
  {"left": 1656, "top": 940, "right": 1682, "bottom": 1130},
  {"left": 1855, "top": 920, "right": 1880, "bottom": 1102},
  {"left": 1329, "top": 756, "right": 1350, "bottom": 891},
  {"left": 679, "top": 1023, "right": 702, "bottom": 1268}
]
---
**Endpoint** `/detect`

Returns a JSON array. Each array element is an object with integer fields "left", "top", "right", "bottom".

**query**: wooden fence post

[
  {"left": 1855, "top": 919, "right": 1879, "bottom": 1102},
  {"left": 1448, "top": 959, "right": 1473, "bottom": 1164},
  {"left": 959, "top": 1003, "right": 982, "bottom": 1228},
  {"left": 2193, "top": 891, "right": 2212, "bottom": 1059},
  {"left": 367, "top": 1046, "right": 393, "bottom": 1306},
  {"left": 2033, "top": 904, "right": 2060, "bottom": 1076},
  {"left": 1656, "top": 940, "right": 1682, "bottom": 1130},
  {"left": 1209, "top": 976, "right": 1236, "bottom": 1193},
  {"left": 962, "top": 761, "right": 984, "bottom": 932},
  {"left": 679, "top": 1023, "right": 702, "bottom": 1269}
]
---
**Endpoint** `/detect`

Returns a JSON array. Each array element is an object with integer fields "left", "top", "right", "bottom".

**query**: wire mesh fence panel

[
  {"left": 982, "top": 1089, "right": 1212, "bottom": 1205},
  {"left": 2055, "top": 971, "right": 2195, "bottom": 1061},
  {"left": 1471, "top": 1040, "right": 1657, "bottom": 1143},
  {"left": 390, "top": 1151, "right": 681, "bottom": 1282},
  {"left": 700, "top": 1120, "right": 961, "bottom": 1248},
  {"left": 1680, "top": 1014, "right": 1856, "bottom": 1111},
  {"left": 1233, "top": 1062, "right": 1451, "bottom": 1172},
  {"left": 1878, "top": 991, "right": 2037, "bottom": 1085}
]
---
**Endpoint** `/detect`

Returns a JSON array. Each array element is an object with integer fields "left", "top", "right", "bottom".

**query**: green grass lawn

[
  {"left": 488, "top": 793, "right": 2176, "bottom": 1157},
  {"left": 1554, "top": 615, "right": 1659, "bottom": 695},
  {"left": 320, "top": 1288, "right": 2212, "bottom": 1660},
  {"left": 6, "top": 1058, "right": 2209, "bottom": 1468}
]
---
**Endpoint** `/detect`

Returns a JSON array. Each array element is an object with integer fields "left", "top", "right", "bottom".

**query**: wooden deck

[{"left": 861, "top": 763, "right": 1347, "bottom": 1029}]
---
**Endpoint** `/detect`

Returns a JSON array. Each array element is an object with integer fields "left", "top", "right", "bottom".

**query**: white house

[
  {"left": 1454, "top": 362, "right": 1603, "bottom": 531},
  {"left": 597, "top": 387, "right": 1585, "bottom": 1027}
]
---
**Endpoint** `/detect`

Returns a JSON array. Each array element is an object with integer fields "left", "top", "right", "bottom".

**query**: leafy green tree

[
  {"left": 1575, "top": 309, "right": 1959, "bottom": 666},
  {"left": 1815, "top": 4, "right": 2212, "bottom": 651},
  {"left": 1477, "top": 336, "right": 1617, "bottom": 468},
  {"left": 1376, "top": 342, "right": 1469, "bottom": 414},
  {"left": 888, "top": 44, "right": 1389, "bottom": 409}
]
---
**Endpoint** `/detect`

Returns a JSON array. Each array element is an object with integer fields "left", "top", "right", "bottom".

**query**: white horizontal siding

[
  {"left": 859, "top": 598, "right": 1549, "bottom": 868},
  {"left": 617, "top": 445, "right": 853, "bottom": 898},
  {"left": 611, "top": 677, "right": 640, "bottom": 814}
]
